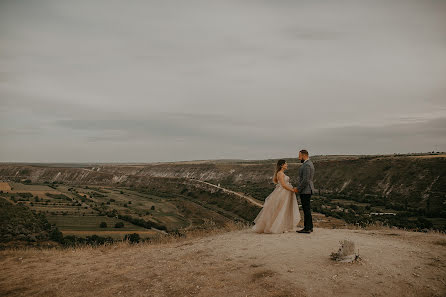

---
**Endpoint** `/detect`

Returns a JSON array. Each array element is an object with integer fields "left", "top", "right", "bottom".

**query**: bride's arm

[{"left": 277, "top": 172, "right": 295, "bottom": 192}]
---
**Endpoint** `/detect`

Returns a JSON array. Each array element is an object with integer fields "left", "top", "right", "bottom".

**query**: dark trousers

[{"left": 300, "top": 194, "right": 313, "bottom": 230}]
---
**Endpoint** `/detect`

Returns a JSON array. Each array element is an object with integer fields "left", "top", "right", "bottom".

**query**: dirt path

[
  {"left": 191, "top": 179, "right": 264, "bottom": 207},
  {"left": 1, "top": 227, "right": 445, "bottom": 297}
]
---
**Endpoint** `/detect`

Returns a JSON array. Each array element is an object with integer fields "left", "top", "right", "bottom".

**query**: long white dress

[{"left": 252, "top": 174, "right": 301, "bottom": 234}]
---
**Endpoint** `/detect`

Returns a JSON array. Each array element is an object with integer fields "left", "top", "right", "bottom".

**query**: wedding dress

[{"left": 252, "top": 174, "right": 301, "bottom": 233}]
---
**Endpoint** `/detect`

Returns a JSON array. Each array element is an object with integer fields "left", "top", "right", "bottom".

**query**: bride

[{"left": 252, "top": 159, "right": 301, "bottom": 234}]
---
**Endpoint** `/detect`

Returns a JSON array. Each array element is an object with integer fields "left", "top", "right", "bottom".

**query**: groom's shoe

[{"left": 296, "top": 229, "right": 311, "bottom": 234}]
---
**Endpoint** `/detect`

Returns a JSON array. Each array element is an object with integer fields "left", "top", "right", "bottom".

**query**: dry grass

[
  {"left": 330, "top": 239, "right": 357, "bottom": 262},
  {"left": 330, "top": 219, "right": 445, "bottom": 235},
  {"left": 0, "top": 182, "right": 11, "bottom": 191},
  {"left": 1, "top": 226, "right": 446, "bottom": 297},
  {"left": 0, "top": 222, "right": 306, "bottom": 297},
  {"left": 142, "top": 220, "right": 249, "bottom": 245},
  {"left": 433, "top": 239, "right": 446, "bottom": 246},
  {"left": 61, "top": 230, "right": 158, "bottom": 238},
  {"left": 251, "top": 269, "right": 277, "bottom": 280},
  {"left": 408, "top": 154, "right": 446, "bottom": 159}
]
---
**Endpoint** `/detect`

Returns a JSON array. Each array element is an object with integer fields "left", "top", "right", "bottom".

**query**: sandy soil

[{"left": 1, "top": 227, "right": 445, "bottom": 297}]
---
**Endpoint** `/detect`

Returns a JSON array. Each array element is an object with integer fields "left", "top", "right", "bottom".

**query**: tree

[
  {"left": 49, "top": 228, "right": 64, "bottom": 243},
  {"left": 99, "top": 222, "right": 107, "bottom": 228},
  {"left": 151, "top": 205, "right": 155, "bottom": 210}
]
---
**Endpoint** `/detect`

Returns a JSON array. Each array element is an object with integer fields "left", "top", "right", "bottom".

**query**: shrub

[
  {"left": 117, "top": 214, "right": 167, "bottom": 231},
  {"left": 417, "top": 217, "right": 433, "bottom": 229},
  {"left": 124, "top": 233, "right": 140, "bottom": 243},
  {"left": 63, "top": 235, "right": 114, "bottom": 246},
  {"left": 99, "top": 222, "right": 107, "bottom": 228},
  {"left": 114, "top": 221, "right": 124, "bottom": 228},
  {"left": 330, "top": 240, "right": 359, "bottom": 262}
]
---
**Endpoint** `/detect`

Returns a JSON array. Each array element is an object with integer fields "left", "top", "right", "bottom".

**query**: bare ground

[{"left": 1, "top": 227, "right": 445, "bottom": 297}]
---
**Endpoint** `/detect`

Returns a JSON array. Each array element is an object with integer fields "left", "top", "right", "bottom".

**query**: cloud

[
  {"left": 300, "top": 117, "right": 446, "bottom": 155},
  {"left": 0, "top": 0, "right": 445, "bottom": 162},
  {"left": 53, "top": 112, "right": 276, "bottom": 147}
]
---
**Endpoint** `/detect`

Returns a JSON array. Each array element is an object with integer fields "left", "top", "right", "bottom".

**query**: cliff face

[
  {"left": 313, "top": 157, "right": 445, "bottom": 210},
  {"left": 0, "top": 155, "right": 444, "bottom": 213}
]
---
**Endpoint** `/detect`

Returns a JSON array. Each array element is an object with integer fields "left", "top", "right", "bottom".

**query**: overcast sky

[{"left": 1, "top": 0, "right": 445, "bottom": 162}]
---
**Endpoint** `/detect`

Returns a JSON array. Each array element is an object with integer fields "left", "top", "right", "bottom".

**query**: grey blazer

[{"left": 297, "top": 159, "right": 315, "bottom": 194}]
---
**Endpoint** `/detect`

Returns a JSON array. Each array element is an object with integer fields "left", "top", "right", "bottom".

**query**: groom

[{"left": 295, "top": 149, "right": 315, "bottom": 234}]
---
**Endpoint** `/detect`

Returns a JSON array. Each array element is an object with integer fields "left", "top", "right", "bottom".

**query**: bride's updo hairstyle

[{"left": 273, "top": 159, "right": 286, "bottom": 184}]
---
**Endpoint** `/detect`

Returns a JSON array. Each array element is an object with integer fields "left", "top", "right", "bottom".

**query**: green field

[
  {"left": 0, "top": 180, "right": 251, "bottom": 241},
  {"left": 1, "top": 183, "right": 172, "bottom": 240}
]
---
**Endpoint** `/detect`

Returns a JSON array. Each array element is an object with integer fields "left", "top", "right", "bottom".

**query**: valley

[{"left": 0, "top": 154, "right": 445, "bottom": 247}]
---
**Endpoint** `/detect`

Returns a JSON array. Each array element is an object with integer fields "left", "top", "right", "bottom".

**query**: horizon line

[{"left": 0, "top": 152, "right": 444, "bottom": 165}]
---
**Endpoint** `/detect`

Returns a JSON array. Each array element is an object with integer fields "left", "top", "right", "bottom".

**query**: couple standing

[{"left": 252, "top": 149, "right": 315, "bottom": 234}]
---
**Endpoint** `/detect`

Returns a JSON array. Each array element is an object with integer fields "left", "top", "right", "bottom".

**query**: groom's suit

[{"left": 297, "top": 159, "right": 315, "bottom": 231}]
